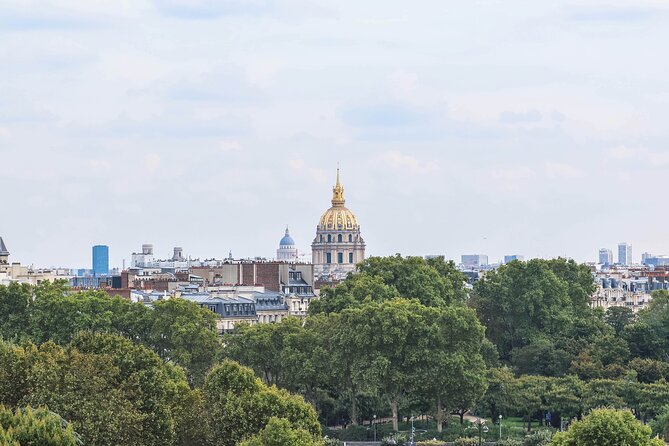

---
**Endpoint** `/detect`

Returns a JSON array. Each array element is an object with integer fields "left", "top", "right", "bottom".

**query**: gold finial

[{"left": 331, "top": 166, "right": 345, "bottom": 206}]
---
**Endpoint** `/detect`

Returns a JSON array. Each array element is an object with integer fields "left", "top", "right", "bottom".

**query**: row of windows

[
  {"left": 326, "top": 252, "right": 355, "bottom": 264},
  {"left": 327, "top": 223, "right": 353, "bottom": 229},
  {"left": 320, "top": 234, "right": 354, "bottom": 243}
]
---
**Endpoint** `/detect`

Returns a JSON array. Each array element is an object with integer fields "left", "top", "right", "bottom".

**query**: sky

[{"left": 2, "top": 0, "right": 669, "bottom": 268}]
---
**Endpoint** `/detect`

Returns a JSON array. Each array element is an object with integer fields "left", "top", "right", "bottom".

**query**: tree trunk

[
  {"left": 459, "top": 410, "right": 465, "bottom": 425},
  {"left": 351, "top": 395, "right": 358, "bottom": 425},
  {"left": 527, "top": 417, "right": 532, "bottom": 432},
  {"left": 436, "top": 396, "right": 444, "bottom": 433},
  {"left": 391, "top": 399, "right": 399, "bottom": 432}
]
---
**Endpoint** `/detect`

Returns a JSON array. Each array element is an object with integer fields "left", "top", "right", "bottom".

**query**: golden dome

[{"left": 318, "top": 168, "right": 359, "bottom": 230}]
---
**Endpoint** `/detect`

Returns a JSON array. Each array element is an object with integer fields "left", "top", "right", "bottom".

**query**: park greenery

[{"left": 2, "top": 255, "right": 669, "bottom": 444}]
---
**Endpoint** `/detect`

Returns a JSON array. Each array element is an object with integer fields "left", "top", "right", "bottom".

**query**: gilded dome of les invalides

[{"left": 318, "top": 169, "right": 359, "bottom": 231}]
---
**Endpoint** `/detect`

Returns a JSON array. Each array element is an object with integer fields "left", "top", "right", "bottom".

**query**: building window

[
  {"left": 320, "top": 235, "right": 323, "bottom": 242},
  {"left": 349, "top": 234, "right": 353, "bottom": 242},
  {"left": 338, "top": 234, "right": 343, "bottom": 242},
  {"left": 326, "top": 253, "right": 332, "bottom": 264},
  {"left": 327, "top": 234, "right": 332, "bottom": 242},
  {"left": 338, "top": 252, "right": 343, "bottom": 264},
  {"left": 349, "top": 252, "right": 353, "bottom": 263}
]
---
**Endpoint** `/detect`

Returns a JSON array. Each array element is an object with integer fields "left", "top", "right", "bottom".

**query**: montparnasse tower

[{"left": 312, "top": 168, "right": 365, "bottom": 280}]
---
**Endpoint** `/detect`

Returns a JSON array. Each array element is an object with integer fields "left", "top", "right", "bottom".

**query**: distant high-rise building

[
  {"left": 504, "top": 255, "right": 524, "bottom": 264},
  {"left": 644, "top": 255, "right": 669, "bottom": 267},
  {"left": 461, "top": 254, "right": 488, "bottom": 269},
  {"left": 599, "top": 248, "right": 613, "bottom": 266},
  {"left": 92, "top": 245, "right": 109, "bottom": 276},
  {"left": 641, "top": 252, "right": 653, "bottom": 265},
  {"left": 618, "top": 242, "right": 633, "bottom": 266}
]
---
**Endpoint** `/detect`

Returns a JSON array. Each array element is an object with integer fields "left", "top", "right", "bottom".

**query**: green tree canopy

[
  {"left": 550, "top": 408, "right": 663, "bottom": 446},
  {"left": 605, "top": 306, "right": 635, "bottom": 335},
  {"left": 473, "top": 258, "right": 595, "bottom": 361},
  {"left": 238, "top": 417, "right": 324, "bottom": 446},
  {"left": 311, "top": 255, "right": 466, "bottom": 315},
  {"left": 0, "top": 405, "right": 78, "bottom": 446},
  {"left": 202, "top": 360, "right": 321, "bottom": 446}
]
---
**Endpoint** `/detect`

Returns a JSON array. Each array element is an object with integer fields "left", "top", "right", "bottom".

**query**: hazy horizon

[{"left": 2, "top": 0, "right": 668, "bottom": 269}]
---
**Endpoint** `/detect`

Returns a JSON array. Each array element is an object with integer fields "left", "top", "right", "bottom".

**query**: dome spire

[{"left": 331, "top": 166, "right": 345, "bottom": 206}]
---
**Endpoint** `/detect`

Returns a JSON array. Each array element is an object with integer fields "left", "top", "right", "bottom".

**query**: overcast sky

[{"left": 2, "top": 0, "right": 669, "bottom": 268}]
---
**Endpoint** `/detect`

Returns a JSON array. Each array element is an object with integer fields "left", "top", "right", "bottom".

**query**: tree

[
  {"left": 308, "top": 273, "right": 400, "bottom": 315},
  {"left": 424, "top": 256, "right": 468, "bottom": 301},
  {"left": 226, "top": 317, "right": 306, "bottom": 388},
  {"left": 550, "top": 408, "right": 663, "bottom": 446},
  {"left": 18, "top": 341, "right": 144, "bottom": 446},
  {"left": 0, "top": 405, "right": 79, "bottom": 446},
  {"left": 202, "top": 360, "right": 321, "bottom": 446},
  {"left": 512, "top": 375, "right": 548, "bottom": 431},
  {"left": 582, "top": 379, "right": 626, "bottom": 412},
  {"left": 0, "top": 283, "right": 32, "bottom": 341},
  {"left": 419, "top": 305, "right": 487, "bottom": 430},
  {"left": 0, "top": 335, "right": 196, "bottom": 446},
  {"left": 142, "top": 298, "right": 222, "bottom": 386},
  {"left": 605, "top": 306, "right": 635, "bottom": 335},
  {"left": 356, "top": 255, "right": 465, "bottom": 307},
  {"left": 543, "top": 258, "right": 596, "bottom": 309},
  {"left": 239, "top": 417, "right": 324, "bottom": 446},
  {"left": 29, "top": 290, "right": 149, "bottom": 345},
  {"left": 650, "top": 405, "right": 669, "bottom": 441},
  {"left": 69, "top": 332, "right": 200, "bottom": 445},
  {"left": 476, "top": 367, "right": 516, "bottom": 421},
  {"left": 629, "top": 358, "right": 669, "bottom": 384},
  {"left": 472, "top": 259, "right": 587, "bottom": 360},
  {"left": 543, "top": 375, "right": 584, "bottom": 421},
  {"left": 511, "top": 339, "right": 572, "bottom": 377},
  {"left": 338, "top": 299, "right": 437, "bottom": 431}
]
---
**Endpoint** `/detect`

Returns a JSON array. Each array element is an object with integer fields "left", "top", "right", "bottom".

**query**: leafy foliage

[
  {"left": 550, "top": 409, "right": 663, "bottom": 446},
  {"left": 0, "top": 405, "right": 79, "bottom": 446},
  {"left": 239, "top": 417, "right": 324, "bottom": 446}
]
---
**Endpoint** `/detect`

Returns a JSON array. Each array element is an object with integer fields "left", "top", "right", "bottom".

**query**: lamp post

[
  {"left": 373, "top": 415, "right": 377, "bottom": 441},
  {"left": 476, "top": 418, "right": 488, "bottom": 446},
  {"left": 498, "top": 414, "right": 503, "bottom": 440}
]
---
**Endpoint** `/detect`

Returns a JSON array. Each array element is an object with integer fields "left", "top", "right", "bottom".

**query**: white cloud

[
  {"left": 144, "top": 154, "right": 161, "bottom": 173},
  {"left": 545, "top": 162, "right": 584, "bottom": 178},
  {"left": 219, "top": 140, "right": 242, "bottom": 152},
  {"left": 377, "top": 150, "right": 439, "bottom": 174},
  {"left": 607, "top": 146, "right": 669, "bottom": 167}
]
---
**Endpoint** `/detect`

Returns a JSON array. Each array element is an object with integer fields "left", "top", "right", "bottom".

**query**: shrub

[
  {"left": 453, "top": 438, "right": 479, "bottom": 446},
  {"left": 550, "top": 409, "right": 663, "bottom": 446},
  {"left": 381, "top": 432, "right": 407, "bottom": 445},
  {"left": 522, "top": 430, "right": 553, "bottom": 446},
  {"left": 336, "top": 425, "right": 369, "bottom": 441},
  {"left": 416, "top": 441, "right": 444, "bottom": 446},
  {"left": 498, "top": 439, "right": 523, "bottom": 446}
]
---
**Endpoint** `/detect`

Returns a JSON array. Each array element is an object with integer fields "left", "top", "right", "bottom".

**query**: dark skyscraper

[{"left": 92, "top": 245, "right": 109, "bottom": 276}]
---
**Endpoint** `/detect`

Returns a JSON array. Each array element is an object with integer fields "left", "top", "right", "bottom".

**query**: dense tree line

[
  {"left": 0, "top": 283, "right": 322, "bottom": 446},
  {"left": 3, "top": 255, "right": 669, "bottom": 444},
  {"left": 228, "top": 256, "right": 669, "bottom": 442}
]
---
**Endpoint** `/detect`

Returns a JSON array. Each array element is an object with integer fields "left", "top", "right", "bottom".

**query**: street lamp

[
  {"left": 373, "top": 415, "right": 377, "bottom": 441},
  {"left": 498, "top": 414, "right": 503, "bottom": 440},
  {"left": 476, "top": 418, "right": 488, "bottom": 446}
]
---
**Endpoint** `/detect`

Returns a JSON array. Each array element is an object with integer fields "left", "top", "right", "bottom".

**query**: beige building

[
  {"left": 311, "top": 169, "right": 365, "bottom": 281},
  {"left": 0, "top": 237, "right": 71, "bottom": 286}
]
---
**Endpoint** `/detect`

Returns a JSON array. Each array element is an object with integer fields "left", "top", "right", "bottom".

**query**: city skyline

[{"left": 3, "top": 1, "right": 669, "bottom": 267}]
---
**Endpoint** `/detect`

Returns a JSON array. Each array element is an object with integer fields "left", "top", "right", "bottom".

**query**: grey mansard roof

[{"left": 0, "top": 237, "right": 8, "bottom": 256}]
